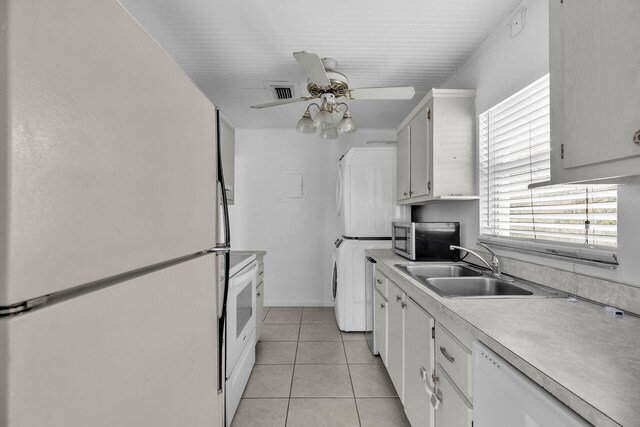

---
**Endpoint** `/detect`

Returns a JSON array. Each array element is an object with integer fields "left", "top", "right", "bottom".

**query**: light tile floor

[{"left": 231, "top": 307, "right": 410, "bottom": 427}]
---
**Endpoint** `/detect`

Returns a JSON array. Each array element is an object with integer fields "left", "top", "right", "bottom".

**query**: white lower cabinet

[
  {"left": 372, "top": 268, "right": 475, "bottom": 427},
  {"left": 403, "top": 297, "right": 435, "bottom": 427},
  {"left": 255, "top": 281, "right": 264, "bottom": 344},
  {"left": 255, "top": 256, "right": 265, "bottom": 344},
  {"left": 374, "top": 289, "right": 388, "bottom": 365},
  {"left": 387, "top": 280, "right": 406, "bottom": 402},
  {"left": 435, "top": 324, "right": 472, "bottom": 400},
  {"left": 435, "top": 366, "right": 473, "bottom": 427}
]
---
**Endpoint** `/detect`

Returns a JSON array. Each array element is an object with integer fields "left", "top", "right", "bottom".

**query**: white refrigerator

[
  {"left": 333, "top": 147, "right": 408, "bottom": 331},
  {"left": 0, "top": 1, "right": 227, "bottom": 426}
]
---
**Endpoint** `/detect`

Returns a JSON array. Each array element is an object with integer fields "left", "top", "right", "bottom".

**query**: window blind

[{"left": 479, "top": 74, "right": 617, "bottom": 248}]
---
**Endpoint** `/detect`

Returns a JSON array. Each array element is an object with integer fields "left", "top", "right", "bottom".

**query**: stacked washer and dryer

[{"left": 332, "top": 147, "right": 408, "bottom": 331}]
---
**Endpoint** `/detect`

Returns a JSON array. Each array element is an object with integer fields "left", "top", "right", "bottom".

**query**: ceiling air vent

[
  {"left": 274, "top": 86, "right": 293, "bottom": 100},
  {"left": 265, "top": 81, "right": 298, "bottom": 101}
]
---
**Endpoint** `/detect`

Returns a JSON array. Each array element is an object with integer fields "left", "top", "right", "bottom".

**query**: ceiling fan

[
  {"left": 250, "top": 51, "right": 416, "bottom": 139},
  {"left": 250, "top": 51, "right": 416, "bottom": 109}
]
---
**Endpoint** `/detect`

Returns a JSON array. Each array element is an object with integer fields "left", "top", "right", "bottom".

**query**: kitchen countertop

[
  {"left": 229, "top": 252, "right": 256, "bottom": 277},
  {"left": 367, "top": 249, "right": 640, "bottom": 427}
]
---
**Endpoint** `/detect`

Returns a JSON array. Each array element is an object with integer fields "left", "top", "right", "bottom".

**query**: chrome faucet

[{"left": 450, "top": 243, "right": 511, "bottom": 280}]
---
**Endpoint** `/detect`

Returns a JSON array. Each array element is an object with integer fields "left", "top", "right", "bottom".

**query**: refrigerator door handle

[{"left": 216, "top": 109, "right": 231, "bottom": 396}]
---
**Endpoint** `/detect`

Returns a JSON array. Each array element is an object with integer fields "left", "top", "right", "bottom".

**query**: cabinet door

[
  {"left": 410, "top": 106, "right": 431, "bottom": 198},
  {"left": 435, "top": 368, "right": 473, "bottom": 427},
  {"left": 387, "top": 280, "right": 405, "bottom": 402},
  {"left": 255, "top": 281, "right": 264, "bottom": 344},
  {"left": 556, "top": 0, "right": 640, "bottom": 170},
  {"left": 397, "top": 126, "right": 411, "bottom": 200},
  {"left": 374, "top": 290, "right": 388, "bottom": 365},
  {"left": 403, "top": 297, "right": 435, "bottom": 427}
]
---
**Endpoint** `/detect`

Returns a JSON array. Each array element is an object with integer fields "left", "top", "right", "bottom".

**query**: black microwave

[{"left": 392, "top": 222, "right": 460, "bottom": 261}]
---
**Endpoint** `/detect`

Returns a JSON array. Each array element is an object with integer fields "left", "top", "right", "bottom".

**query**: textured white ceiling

[{"left": 120, "top": 0, "right": 519, "bottom": 129}]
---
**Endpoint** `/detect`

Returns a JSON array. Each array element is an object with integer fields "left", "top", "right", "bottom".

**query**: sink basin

[
  {"left": 394, "top": 263, "right": 564, "bottom": 299},
  {"left": 426, "top": 277, "right": 534, "bottom": 298},
  {"left": 395, "top": 264, "right": 482, "bottom": 279}
]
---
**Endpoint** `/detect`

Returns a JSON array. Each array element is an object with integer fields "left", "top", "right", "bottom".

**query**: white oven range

[{"left": 225, "top": 253, "right": 258, "bottom": 426}]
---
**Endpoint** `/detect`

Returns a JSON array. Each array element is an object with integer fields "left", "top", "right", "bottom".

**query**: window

[{"left": 479, "top": 74, "right": 617, "bottom": 249}]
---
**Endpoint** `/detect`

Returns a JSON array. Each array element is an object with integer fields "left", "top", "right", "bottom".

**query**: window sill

[{"left": 477, "top": 236, "right": 618, "bottom": 269}]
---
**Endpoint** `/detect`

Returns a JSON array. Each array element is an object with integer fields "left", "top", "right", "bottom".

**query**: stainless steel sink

[
  {"left": 395, "top": 264, "right": 483, "bottom": 279},
  {"left": 425, "top": 277, "right": 535, "bottom": 298},
  {"left": 395, "top": 263, "right": 565, "bottom": 299}
]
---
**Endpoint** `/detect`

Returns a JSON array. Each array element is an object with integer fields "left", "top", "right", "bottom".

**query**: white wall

[
  {"left": 414, "top": 0, "right": 640, "bottom": 287},
  {"left": 229, "top": 129, "right": 396, "bottom": 306}
]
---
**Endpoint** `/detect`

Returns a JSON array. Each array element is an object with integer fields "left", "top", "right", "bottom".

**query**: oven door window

[{"left": 236, "top": 282, "right": 253, "bottom": 338}]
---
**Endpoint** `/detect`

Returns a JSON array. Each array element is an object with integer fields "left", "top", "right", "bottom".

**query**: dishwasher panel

[{"left": 473, "top": 341, "right": 590, "bottom": 427}]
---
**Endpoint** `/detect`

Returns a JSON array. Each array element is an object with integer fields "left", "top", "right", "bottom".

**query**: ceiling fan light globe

[
  {"left": 319, "top": 125, "right": 338, "bottom": 140},
  {"left": 313, "top": 110, "right": 334, "bottom": 129},
  {"left": 296, "top": 116, "right": 316, "bottom": 134},
  {"left": 338, "top": 117, "right": 357, "bottom": 134}
]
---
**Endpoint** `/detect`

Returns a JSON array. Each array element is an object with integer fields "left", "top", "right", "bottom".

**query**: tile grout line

[
  {"left": 341, "top": 325, "right": 363, "bottom": 427},
  {"left": 257, "top": 308, "right": 375, "bottom": 426},
  {"left": 284, "top": 308, "right": 303, "bottom": 426}
]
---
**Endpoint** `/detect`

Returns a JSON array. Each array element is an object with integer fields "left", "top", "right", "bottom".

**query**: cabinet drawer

[
  {"left": 375, "top": 271, "right": 388, "bottom": 298},
  {"left": 435, "top": 366, "right": 472, "bottom": 427},
  {"left": 435, "top": 324, "right": 472, "bottom": 400}
]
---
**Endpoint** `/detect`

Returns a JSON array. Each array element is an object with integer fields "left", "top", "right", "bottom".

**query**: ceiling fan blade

[
  {"left": 293, "top": 51, "right": 331, "bottom": 88},
  {"left": 348, "top": 86, "right": 416, "bottom": 100},
  {"left": 250, "top": 97, "right": 312, "bottom": 109}
]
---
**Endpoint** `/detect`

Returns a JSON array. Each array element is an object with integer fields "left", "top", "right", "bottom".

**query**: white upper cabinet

[
  {"left": 219, "top": 116, "right": 235, "bottom": 204},
  {"left": 549, "top": 0, "right": 640, "bottom": 183},
  {"left": 410, "top": 106, "right": 431, "bottom": 199},
  {"left": 396, "top": 89, "right": 476, "bottom": 204},
  {"left": 397, "top": 126, "right": 411, "bottom": 200}
]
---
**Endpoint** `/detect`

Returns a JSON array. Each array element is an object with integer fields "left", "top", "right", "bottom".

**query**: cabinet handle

[
  {"left": 429, "top": 371, "right": 441, "bottom": 410},
  {"left": 256, "top": 292, "right": 261, "bottom": 296},
  {"left": 380, "top": 303, "right": 386, "bottom": 309},
  {"left": 427, "top": 180, "right": 431, "bottom": 193},
  {"left": 440, "top": 346, "right": 455, "bottom": 363},
  {"left": 401, "top": 302, "right": 407, "bottom": 309},
  {"left": 396, "top": 295, "right": 402, "bottom": 302},
  {"left": 634, "top": 130, "right": 640, "bottom": 145},
  {"left": 376, "top": 279, "right": 382, "bottom": 284},
  {"left": 420, "top": 367, "right": 438, "bottom": 399},
  {"left": 419, "top": 366, "right": 429, "bottom": 380},
  {"left": 432, "top": 390, "right": 442, "bottom": 410},
  {"left": 403, "top": 192, "right": 408, "bottom": 196}
]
